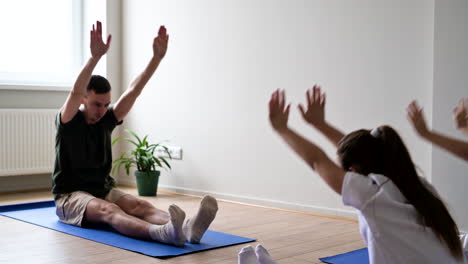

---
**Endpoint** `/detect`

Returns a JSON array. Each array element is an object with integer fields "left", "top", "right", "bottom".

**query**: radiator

[{"left": 0, "top": 109, "right": 57, "bottom": 177}]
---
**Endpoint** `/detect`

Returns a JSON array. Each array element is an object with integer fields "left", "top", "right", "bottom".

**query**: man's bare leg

[
  {"left": 85, "top": 198, "right": 185, "bottom": 245},
  {"left": 114, "top": 194, "right": 170, "bottom": 225}
]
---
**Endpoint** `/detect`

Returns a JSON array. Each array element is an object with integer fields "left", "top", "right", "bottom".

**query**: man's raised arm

[
  {"left": 113, "top": 26, "right": 169, "bottom": 122},
  {"left": 60, "top": 21, "right": 111, "bottom": 124}
]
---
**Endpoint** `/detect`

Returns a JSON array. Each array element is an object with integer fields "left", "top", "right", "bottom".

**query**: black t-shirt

[{"left": 51, "top": 107, "right": 122, "bottom": 199}]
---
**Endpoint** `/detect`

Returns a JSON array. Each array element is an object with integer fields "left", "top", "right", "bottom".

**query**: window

[{"left": 0, "top": 0, "right": 83, "bottom": 89}]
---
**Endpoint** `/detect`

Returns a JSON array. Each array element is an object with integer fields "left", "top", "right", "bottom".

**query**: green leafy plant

[{"left": 112, "top": 129, "right": 172, "bottom": 175}]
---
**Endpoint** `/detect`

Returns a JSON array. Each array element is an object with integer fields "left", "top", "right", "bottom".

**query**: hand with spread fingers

[
  {"left": 268, "top": 89, "right": 291, "bottom": 133},
  {"left": 453, "top": 99, "right": 467, "bottom": 131},
  {"left": 407, "top": 100, "right": 430, "bottom": 138},
  {"left": 298, "top": 85, "right": 326, "bottom": 127},
  {"left": 297, "top": 85, "right": 344, "bottom": 146}
]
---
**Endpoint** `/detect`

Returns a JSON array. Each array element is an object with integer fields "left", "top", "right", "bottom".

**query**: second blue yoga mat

[
  {"left": 319, "top": 247, "right": 468, "bottom": 263},
  {"left": 319, "top": 248, "right": 368, "bottom": 264}
]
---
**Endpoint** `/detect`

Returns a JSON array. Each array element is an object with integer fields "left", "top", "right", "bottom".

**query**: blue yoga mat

[
  {"left": 319, "top": 248, "right": 368, "bottom": 264},
  {"left": 0, "top": 200, "right": 255, "bottom": 258},
  {"left": 319, "top": 248, "right": 468, "bottom": 263}
]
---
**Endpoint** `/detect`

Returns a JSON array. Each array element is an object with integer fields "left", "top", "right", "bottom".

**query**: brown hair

[{"left": 337, "top": 125, "right": 463, "bottom": 260}]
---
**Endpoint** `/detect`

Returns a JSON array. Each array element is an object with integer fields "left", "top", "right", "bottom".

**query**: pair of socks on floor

[
  {"left": 149, "top": 195, "right": 218, "bottom": 246},
  {"left": 238, "top": 244, "right": 277, "bottom": 264}
]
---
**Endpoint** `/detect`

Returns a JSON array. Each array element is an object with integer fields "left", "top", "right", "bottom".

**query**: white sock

[
  {"left": 255, "top": 244, "right": 277, "bottom": 264},
  {"left": 183, "top": 195, "right": 218, "bottom": 243},
  {"left": 149, "top": 204, "right": 186, "bottom": 246},
  {"left": 238, "top": 245, "right": 258, "bottom": 264}
]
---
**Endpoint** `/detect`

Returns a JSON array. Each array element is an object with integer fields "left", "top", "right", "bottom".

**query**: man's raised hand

[
  {"left": 90, "top": 21, "right": 111, "bottom": 59},
  {"left": 153, "top": 26, "right": 169, "bottom": 59}
]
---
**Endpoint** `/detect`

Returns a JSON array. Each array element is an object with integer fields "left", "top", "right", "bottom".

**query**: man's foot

[
  {"left": 149, "top": 204, "right": 186, "bottom": 246},
  {"left": 183, "top": 195, "right": 218, "bottom": 243}
]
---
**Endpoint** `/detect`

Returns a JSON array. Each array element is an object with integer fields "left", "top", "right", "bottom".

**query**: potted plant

[{"left": 112, "top": 129, "right": 172, "bottom": 196}]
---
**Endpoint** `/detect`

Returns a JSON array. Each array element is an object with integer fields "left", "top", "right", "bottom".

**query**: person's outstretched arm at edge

[{"left": 407, "top": 100, "right": 468, "bottom": 162}]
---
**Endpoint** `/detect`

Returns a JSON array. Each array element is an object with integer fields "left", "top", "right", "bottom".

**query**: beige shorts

[{"left": 54, "top": 188, "right": 129, "bottom": 227}]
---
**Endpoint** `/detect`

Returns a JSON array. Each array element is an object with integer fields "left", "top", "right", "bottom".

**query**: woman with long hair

[{"left": 268, "top": 86, "right": 464, "bottom": 263}]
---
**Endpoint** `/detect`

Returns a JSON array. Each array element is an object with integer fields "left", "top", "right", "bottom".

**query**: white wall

[
  {"left": 117, "top": 0, "right": 435, "bottom": 218},
  {"left": 432, "top": 0, "right": 468, "bottom": 231}
]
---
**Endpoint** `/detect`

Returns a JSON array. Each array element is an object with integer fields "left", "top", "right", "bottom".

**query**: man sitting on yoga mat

[{"left": 52, "top": 21, "right": 218, "bottom": 246}]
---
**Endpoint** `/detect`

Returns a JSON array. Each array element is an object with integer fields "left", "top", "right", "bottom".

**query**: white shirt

[{"left": 342, "top": 172, "right": 465, "bottom": 264}]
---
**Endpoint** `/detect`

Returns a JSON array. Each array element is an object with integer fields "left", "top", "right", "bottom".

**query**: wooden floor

[{"left": 0, "top": 187, "right": 365, "bottom": 264}]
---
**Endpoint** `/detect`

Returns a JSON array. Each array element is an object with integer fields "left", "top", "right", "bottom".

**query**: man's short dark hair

[{"left": 87, "top": 75, "right": 111, "bottom": 94}]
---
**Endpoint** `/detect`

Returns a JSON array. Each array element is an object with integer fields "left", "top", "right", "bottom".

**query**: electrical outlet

[{"left": 155, "top": 145, "right": 183, "bottom": 160}]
